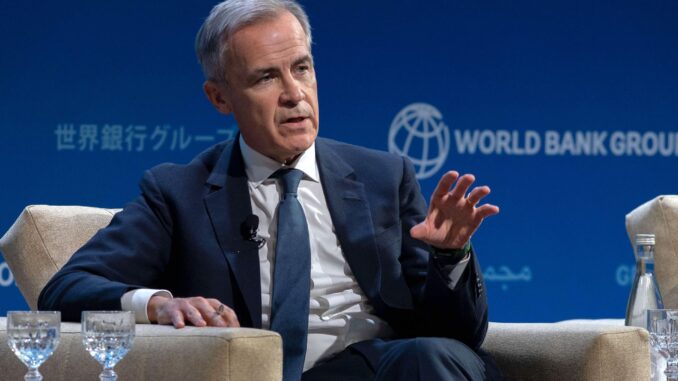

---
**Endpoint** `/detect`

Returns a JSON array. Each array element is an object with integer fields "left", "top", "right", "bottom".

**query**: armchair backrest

[
  {"left": 626, "top": 195, "right": 678, "bottom": 309},
  {"left": 0, "top": 205, "right": 120, "bottom": 310}
]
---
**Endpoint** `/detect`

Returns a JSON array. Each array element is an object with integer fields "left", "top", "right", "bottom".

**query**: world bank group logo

[
  {"left": 389, "top": 103, "right": 678, "bottom": 162},
  {"left": 388, "top": 103, "right": 451, "bottom": 180}
]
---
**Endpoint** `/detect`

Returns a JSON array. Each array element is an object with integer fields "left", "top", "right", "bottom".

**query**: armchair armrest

[
  {"left": 483, "top": 320, "right": 650, "bottom": 381},
  {"left": 0, "top": 318, "right": 282, "bottom": 381}
]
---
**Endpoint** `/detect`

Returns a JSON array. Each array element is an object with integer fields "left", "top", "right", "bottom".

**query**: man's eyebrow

[
  {"left": 292, "top": 54, "right": 314, "bottom": 66},
  {"left": 247, "top": 54, "right": 314, "bottom": 81},
  {"left": 250, "top": 66, "right": 276, "bottom": 77}
]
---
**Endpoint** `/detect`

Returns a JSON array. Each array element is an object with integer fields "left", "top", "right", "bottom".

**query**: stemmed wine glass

[
  {"left": 81, "top": 311, "right": 135, "bottom": 381},
  {"left": 6, "top": 311, "right": 61, "bottom": 381},
  {"left": 647, "top": 309, "right": 678, "bottom": 381}
]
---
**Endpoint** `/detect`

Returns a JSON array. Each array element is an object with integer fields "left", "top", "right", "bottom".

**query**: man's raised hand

[{"left": 410, "top": 171, "right": 499, "bottom": 249}]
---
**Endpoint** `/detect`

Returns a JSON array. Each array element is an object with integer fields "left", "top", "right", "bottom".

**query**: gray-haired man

[{"left": 39, "top": 1, "right": 502, "bottom": 380}]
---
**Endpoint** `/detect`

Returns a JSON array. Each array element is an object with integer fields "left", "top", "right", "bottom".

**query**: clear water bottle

[{"left": 625, "top": 233, "right": 664, "bottom": 327}]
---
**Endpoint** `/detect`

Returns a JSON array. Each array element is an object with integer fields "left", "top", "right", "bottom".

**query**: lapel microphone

[{"left": 241, "top": 214, "right": 266, "bottom": 249}]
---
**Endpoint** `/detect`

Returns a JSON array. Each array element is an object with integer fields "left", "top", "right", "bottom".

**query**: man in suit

[{"left": 39, "top": 1, "right": 501, "bottom": 380}]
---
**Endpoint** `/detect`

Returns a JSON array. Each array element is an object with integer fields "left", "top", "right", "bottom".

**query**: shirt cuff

[
  {"left": 120, "top": 288, "right": 173, "bottom": 324},
  {"left": 431, "top": 242, "right": 472, "bottom": 289},
  {"left": 435, "top": 255, "right": 470, "bottom": 288}
]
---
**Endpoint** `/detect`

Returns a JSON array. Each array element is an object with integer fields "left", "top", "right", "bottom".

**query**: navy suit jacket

[{"left": 39, "top": 137, "right": 489, "bottom": 352}]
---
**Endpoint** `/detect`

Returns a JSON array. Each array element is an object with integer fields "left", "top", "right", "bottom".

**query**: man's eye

[
  {"left": 295, "top": 65, "right": 310, "bottom": 74},
  {"left": 257, "top": 74, "right": 273, "bottom": 83}
]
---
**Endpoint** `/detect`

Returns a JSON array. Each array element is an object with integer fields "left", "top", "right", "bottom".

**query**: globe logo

[{"left": 388, "top": 103, "right": 450, "bottom": 179}]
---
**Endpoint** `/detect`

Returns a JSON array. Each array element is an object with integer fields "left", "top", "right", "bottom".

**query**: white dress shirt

[
  {"left": 239, "top": 137, "right": 392, "bottom": 370},
  {"left": 122, "top": 136, "right": 469, "bottom": 371}
]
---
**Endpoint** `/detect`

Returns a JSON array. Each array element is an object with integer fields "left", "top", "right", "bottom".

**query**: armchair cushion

[
  {"left": 0, "top": 317, "right": 282, "bottom": 381},
  {"left": 626, "top": 195, "right": 678, "bottom": 308},
  {"left": 483, "top": 320, "right": 649, "bottom": 381},
  {"left": 0, "top": 205, "right": 121, "bottom": 310}
]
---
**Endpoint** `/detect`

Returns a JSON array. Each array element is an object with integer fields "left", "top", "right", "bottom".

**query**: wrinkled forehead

[
  {"left": 225, "top": 11, "right": 311, "bottom": 68},
  {"left": 226, "top": 11, "right": 309, "bottom": 49}
]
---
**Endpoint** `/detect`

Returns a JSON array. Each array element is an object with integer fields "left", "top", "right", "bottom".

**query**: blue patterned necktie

[{"left": 270, "top": 168, "right": 311, "bottom": 381}]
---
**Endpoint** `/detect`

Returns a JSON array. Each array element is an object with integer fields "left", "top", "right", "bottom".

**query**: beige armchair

[
  {"left": 1, "top": 205, "right": 651, "bottom": 380},
  {"left": 626, "top": 195, "right": 678, "bottom": 310},
  {"left": 0, "top": 206, "right": 281, "bottom": 381}
]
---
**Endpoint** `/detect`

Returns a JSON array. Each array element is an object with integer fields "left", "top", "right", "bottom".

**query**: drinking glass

[
  {"left": 647, "top": 309, "right": 678, "bottom": 381},
  {"left": 81, "top": 311, "right": 135, "bottom": 381},
  {"left": 6, "top": 311, "right": 61, "bottom": 381}
]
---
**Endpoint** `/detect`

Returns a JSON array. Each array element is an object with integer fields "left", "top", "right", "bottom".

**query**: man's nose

[{"left": 279, "top": 76, "right": 305, "bottom": 106}]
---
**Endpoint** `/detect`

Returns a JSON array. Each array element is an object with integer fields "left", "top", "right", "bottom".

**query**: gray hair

[{"left": 195, "top": 0, "right": 312, "bottom": 82}]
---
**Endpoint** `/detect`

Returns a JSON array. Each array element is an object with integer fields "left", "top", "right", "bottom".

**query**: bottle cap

[{"left": 635, "top": 233, "right": 655, "bottom": 246}]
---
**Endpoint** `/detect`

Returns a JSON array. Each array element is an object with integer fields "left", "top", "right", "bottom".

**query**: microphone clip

[{"left": 241, "top": 214, "right": 266, "bottom": 249}]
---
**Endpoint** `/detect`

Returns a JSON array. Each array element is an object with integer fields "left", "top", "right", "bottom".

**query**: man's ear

[{"left": 203, "top": 80, "right": 232, "bottom": 115}]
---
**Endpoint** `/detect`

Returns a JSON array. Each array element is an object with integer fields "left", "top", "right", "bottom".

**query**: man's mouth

[{"left": 283, "top": 116, "right": 307, "bottom": 124}]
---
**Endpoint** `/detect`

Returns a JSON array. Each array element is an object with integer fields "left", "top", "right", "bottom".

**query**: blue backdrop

[{"left": 1, "top": 0, "right": 677, "bottom": 323}]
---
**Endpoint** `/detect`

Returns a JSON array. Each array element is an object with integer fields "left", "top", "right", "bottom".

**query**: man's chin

[
  {"left": 288, "top": 133, "right": 316, "bottom": 149},
  {"left": 289, "top": 143, "right": 313, "bottom": 157}
]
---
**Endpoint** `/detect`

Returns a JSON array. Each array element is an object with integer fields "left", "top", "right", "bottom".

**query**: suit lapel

[
  {"left": 315, "top": 140, "right": 382, "bottom": 302},
  {"left": 204, "top": 139, "right": 262, "bottom": 328}
]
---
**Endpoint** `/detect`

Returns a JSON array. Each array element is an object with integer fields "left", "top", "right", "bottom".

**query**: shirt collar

[{"left": 239, "top": 135, "right": 320, "bottom": 187}]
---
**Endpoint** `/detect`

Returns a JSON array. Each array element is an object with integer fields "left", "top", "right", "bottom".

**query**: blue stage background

[{"left": 1, "top": 0, "right": 677, "bottom": 322}]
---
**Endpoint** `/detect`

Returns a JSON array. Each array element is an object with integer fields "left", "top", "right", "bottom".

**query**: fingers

[
  {"left": 187, "top": 297, "right": 220, "bottom": 327},
  {"left": 476, "top": 204, "right": 500, "bottom": 220},
  {"left": 175, "top": 298, "right": 208, "bottom": 327},
  {"left": 152, "top": 296, "right": 239, "bottom": 328},
  {"left": 185, "top": 297, "right": 240, "bottom": 327},
  {"left": 438, "top": 171, "right": 493, "bottom": 210},
  {"left": 169, "top": 308, "right": 186, "bottom": 328},
  {"left": 148, "top": 295, "right": 189, "bottom": 328},
  {"left": 449, "top": 174, "right": 475, "bottom": 200},
  {"left": 206, "top": 298, "right": 240, "bottom": 328},
  {"left": 409, "top": 222, "right": 426, "bottom": 240},
  {"left": 432, "top": 170, "right": 476, "bottom": 201},
  {"left": 152, "top": 299, "right": 189, "bottom": 328},
  {"left": 432, "top": 171, "right": 459, "bottom": 198},
  {"left": 414, "top": 170, "right": 498, "bottom": 249},
  {"left": 466, "top": 185, "right": 491, "bottom": 208}
]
